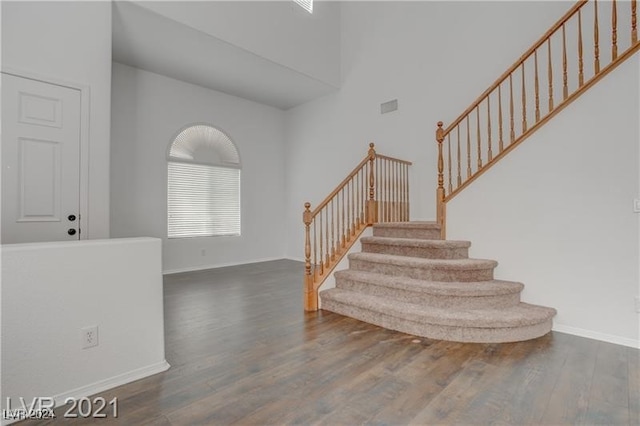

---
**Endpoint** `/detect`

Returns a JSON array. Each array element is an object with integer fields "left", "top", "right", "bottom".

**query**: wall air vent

[{"left": 381, "top": 99, "right": 398, "bottom": 114}]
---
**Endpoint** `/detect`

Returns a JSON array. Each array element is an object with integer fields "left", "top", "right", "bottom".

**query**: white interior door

[{"left": 1, "top": 73, "right": 82, "bottom": 243}]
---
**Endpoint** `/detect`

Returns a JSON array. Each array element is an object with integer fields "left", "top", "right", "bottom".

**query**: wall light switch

[{"left": 634, "top": 199, "right": 640, "bottom": 213}]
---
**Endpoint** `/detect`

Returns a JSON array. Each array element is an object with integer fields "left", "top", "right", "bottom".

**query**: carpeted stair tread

[
  {"left": 321, "top": 288, "right": 556, "bottom": 329},
  {"left": 361, "top": 236, "right": 471, "bottom": 259},
  {"left": 361, "top": 236, "right": 471, "bottom": 249},
  {"left": 374, "top": 221, "right": 441, "bottom": 229},
  {"left": 323, "top": 221, "right": 556, "bottom": 342},
  {"left": 373, "top": 222, "right": 442, "bottom": 240},
  {"left": 334, "top": 269, "right": 523, "bottom": 297},
  {"left": 321, "top": 290, "right": 553, "bottom": 343},
  {"left": 349, "top": 252, "right": 497, "bottom": 270}
]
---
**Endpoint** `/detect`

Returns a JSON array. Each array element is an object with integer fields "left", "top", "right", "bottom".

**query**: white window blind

[
  {"left": 294, "top": 0, "right": 313, "bottom": 13},
  {"left": 168, "top": 162, "right": 240, "bottom": 238}
]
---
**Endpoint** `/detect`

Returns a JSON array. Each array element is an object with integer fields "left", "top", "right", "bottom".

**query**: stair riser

[
  {"left": 361, "top": 242, "right": 468, "bottom": 259},
  {"left": 321, "top": 298, "right": 553, "bottom": 343},
  {"left": 349, "top": 258, "right": 494, "bottom": 282},
  {"left": 336, "top": 279, "right": 521, "bottom": 309},
  {"left": 373, "top": 228, "right": 441, "bottom": 240}
]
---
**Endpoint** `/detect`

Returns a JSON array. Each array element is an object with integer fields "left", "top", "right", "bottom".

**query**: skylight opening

[{"left": 294, "top": 0, "right": 313, "bottom": 14}]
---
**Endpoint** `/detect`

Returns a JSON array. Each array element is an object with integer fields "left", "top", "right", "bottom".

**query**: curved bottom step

[
  {"left": 321, "top": 288, "right": 555, "bottom": 343},
  {"left": 335, "top": 270, "right": 523, "bottom": 310}
]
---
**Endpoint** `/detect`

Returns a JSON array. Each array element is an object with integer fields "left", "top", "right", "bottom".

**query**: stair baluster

[
  {"left": 613, "top": 0, "right": 618, "bottom": 60},
  {"left": 436, "top": 122, "right": 445, "bottom": 240},
  {"left": 302, "top": 144, "right": 412, "bottom": 311},
  {"left": 434, "top": 0, "right": 640, "bottom": 238},
  {"left": 632, "top": 0, "right": 637, "bottom": 43}
]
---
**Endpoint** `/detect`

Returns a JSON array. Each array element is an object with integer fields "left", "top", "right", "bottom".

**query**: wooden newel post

[
  {"left": 436, "top": 122, "right": 446, "bottom": 239},
  {"left": 366, "top": 143, "right": 378, "bottom": 225},
  {"left": 303, "top": 202, "right": 317, "bottom": 311}
]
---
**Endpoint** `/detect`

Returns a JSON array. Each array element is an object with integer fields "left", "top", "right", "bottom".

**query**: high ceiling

[{"left": 112, "top": 2, "right": 338, "bottom": 110}]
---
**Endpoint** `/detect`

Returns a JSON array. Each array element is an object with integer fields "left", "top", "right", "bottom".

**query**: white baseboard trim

[
  {"left": 553, "top": 323, "right": 639, "bottom": 348},
  {"left": 284, "top": 257, "right": 305, "bottom": 263},
  {"left": 163, "top": 257, "right": 286, "bottom": 275},
  {"left": 52, "top": 360, "right": 171, "bottom": 407},
  {"left": 1, "top": 361, "right": 171, "bottom": 426}
]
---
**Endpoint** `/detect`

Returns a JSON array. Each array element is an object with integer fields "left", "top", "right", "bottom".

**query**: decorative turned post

[
  {"left": 366, "top": 143, "right": 378, "bottom": 225},
  {"left": 578, "top": 10, "right": 584, "bottom": 87},
  {"left": 436, "top": 122, "right": 446, "bottom": 239},
  {"left": 303, "top": 202, "right": 316, "bottom": 311},
  {"left": 612, "top": 0, "right": 618, "bottom": 60},
  {"left": 595, "top": 0, "right": 600, "bottom": 74},
  {"left": 633, "top": 0, "right": 637, "bottom": 44},
  {"left": 562, "top": 24, "right": 568, "bottom": 100}
]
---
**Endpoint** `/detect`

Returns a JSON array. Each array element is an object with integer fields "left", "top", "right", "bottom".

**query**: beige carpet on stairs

[{"left": 320, "top": 221, "right": 557, "bottom": 343}]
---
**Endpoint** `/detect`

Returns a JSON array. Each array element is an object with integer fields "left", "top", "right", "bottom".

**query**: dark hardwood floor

[{"left": 32, "top": 259, "right": 638, "bottom": 425}]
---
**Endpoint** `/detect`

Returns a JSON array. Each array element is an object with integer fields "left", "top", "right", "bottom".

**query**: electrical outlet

[
  {"left": 635, "top": 297, "right": 640, "bottom": 313},
  {"left": 81, "top": 325, "right": 99, "bottom": 349},
  {"left": 201, "top": 249, "right": 206, "bottom": 256}
]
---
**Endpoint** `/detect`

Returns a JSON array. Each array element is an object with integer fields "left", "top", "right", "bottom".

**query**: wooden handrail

[
  {"left": 310, "top": 156, "right": 370, "bottom": 217},
  {"left": 376, "top": 154, "right": 413, "bottom": 166},
  {"left": 444, "top": 40, "right": 640, "bottom": 203},
  {"left": 311, "top": 150, "right": 411, "bottom": 217},
  {"left": 443, "top": 0, "right": 588, "bottom": 136},
  {"left": 303, "top": 143, "right": 412, "bottom": 311},
  {"left": 435, "top": 0, "right": 640, "bottom": 237}
]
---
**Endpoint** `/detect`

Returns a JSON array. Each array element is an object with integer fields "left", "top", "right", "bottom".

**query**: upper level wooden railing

[
  {"left": 435, "top": 0, "right": 640, "bottom": 238},
  {"left": 303, "top": 143, "right": 412, "bottom": 311}
]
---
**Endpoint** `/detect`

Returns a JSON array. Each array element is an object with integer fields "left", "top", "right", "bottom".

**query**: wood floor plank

[
  {"left": 370, "top": 341, "right": 478, "bottom": 425},
  {"left": 165, "top": 319, "right": 397, "bottom": 423},
  {"left": 588, "top": 340, "right": 630, "bottom": 413},
  {"left": 408, "top": 358, "right": 498, "bottom": 425},
  {"left": 314, "top": 372, "right": 410, "bottom": 424},
  {"left": 629, "top": 346, "right": 640, "bottom": 426},
  {"left": 540, "top": 334, "right": 599, "bottom": 424},
  {"left": 444, "top": 336, "right": 548, "bottom": 425},
  {"left": 16, "top": 259, "right": 639, "bottom": 425},
  {"left": 272, "top": 334, "right": 421, "bottom": 424},
  {"left": 494, "top": 335, "right": 570, "bottom": 425},
  {"left": 584, "top": 398, "right": 630, "bottom": 425}
]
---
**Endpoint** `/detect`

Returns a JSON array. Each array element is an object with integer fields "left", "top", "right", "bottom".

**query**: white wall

[
  {"left": 284, "top": 0, "right": 571, "bottom": 259},
  {"left": 1, "top": 0, "right": 4, "bottom": 413},
  {"left": 134, "top": 0, "right": 341, "bottom": 88},
  {"left": 1, "top": 1, "right": 112, "bottom": 238},
  {"left": 110, "top": 63, "right": 287, "bottom": 273},
  {"left": 447, "top": 56, "right": 640, "bottom": 347},
  {"left": 1, "top": 238, "right": 168, "bottom": 415}
]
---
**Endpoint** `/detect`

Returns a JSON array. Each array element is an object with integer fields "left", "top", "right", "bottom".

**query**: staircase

[
  {"left": 304, "top": 0, "right": 640, "bottom": 343},
  {"left": 320, "top": 222, "right": 556, "bottom": 343}
]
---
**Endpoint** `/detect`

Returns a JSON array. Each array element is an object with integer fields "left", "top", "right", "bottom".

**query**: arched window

[{"left": 167, "top": 124, "right": 241, "bottom": 238}]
